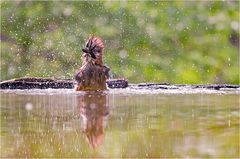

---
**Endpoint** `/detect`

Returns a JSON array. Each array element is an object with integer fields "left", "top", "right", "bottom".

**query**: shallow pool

[{"left": 0, "top": 88, "right": 239, "bottom": 158}]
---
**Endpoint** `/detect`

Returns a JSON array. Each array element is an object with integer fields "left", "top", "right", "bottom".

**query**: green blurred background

[{"left": 1, "top": 1, "right": 239, "bottom": 84}]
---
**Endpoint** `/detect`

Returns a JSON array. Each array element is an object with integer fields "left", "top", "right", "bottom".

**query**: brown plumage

[
  {"left": 75, "top": 36, "right": 110, "bottom": 91},
  {"left": 77, "top": 93, "right": 109, "bottom": 148}
]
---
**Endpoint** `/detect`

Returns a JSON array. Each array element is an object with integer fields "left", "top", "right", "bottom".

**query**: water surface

[{"left": 0, "top": 89, "right": 239, "bottom": 158}]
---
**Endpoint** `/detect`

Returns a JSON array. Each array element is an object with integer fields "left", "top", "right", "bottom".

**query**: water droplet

[
  {"left": 25, "top": 102, "right": 33, "bottom": 111},
  {"left": 63, "top": 7, "right": 73, "bottom": 17},
  {"left": 119, "top": 50, "right": 128, "bottom": 59}
]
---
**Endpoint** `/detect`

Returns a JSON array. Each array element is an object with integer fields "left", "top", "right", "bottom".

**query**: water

[{"left": 0, "top": 89, "right": 239, "bottom": 158}]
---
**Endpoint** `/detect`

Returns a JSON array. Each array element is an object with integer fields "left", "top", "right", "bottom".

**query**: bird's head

[{"left": 82, "top": 36, "right": 104, "bottom": 64}]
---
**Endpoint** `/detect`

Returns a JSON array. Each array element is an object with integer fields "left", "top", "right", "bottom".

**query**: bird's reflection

[{"left": 76, "top": 92, "right": 109, "bottom": 148}]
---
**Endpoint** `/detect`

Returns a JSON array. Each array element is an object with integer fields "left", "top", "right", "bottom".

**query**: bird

[{"left": 75, "top": 36, "right": 110, "bottom": 91}]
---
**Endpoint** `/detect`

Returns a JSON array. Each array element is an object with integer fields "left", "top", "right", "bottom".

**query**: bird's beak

[
  {"left": 82, "top": 48, "right": 89, "bottom": 53},
  {"left": 82, "top": 48, "right": 96, "bottom": 59}
]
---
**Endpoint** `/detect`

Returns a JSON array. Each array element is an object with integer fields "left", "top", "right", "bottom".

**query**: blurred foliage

[{"left": 0, "top": 1, "right": 239, "bottom": 84}]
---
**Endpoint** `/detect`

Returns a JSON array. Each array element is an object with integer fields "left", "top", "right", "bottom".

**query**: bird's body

[{"left": 75, "top": 36, "right": 110, "bottom": 91}]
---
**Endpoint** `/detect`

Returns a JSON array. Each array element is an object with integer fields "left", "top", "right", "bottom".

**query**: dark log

[
  {"left": 133, "top": 83, "right": 239, "bottom": 90},
  {"left": 0, "top": 77, "right": 239, "bottom": 90},
  {"left": 106, "top": 79, "right": 128, "bottom": 88},
  {"left": 0, "top": 77, "right": 128, "bottom": 89}
]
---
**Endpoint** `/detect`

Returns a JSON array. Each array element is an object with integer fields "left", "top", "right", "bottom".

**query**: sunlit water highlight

[{"left": 0, "top": 88, "right": 239, "bottom": 158}]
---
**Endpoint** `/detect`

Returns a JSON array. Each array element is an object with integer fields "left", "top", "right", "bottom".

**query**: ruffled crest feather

[{"left": 82, "top": 36, "right": 104, "bottom": 59}]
